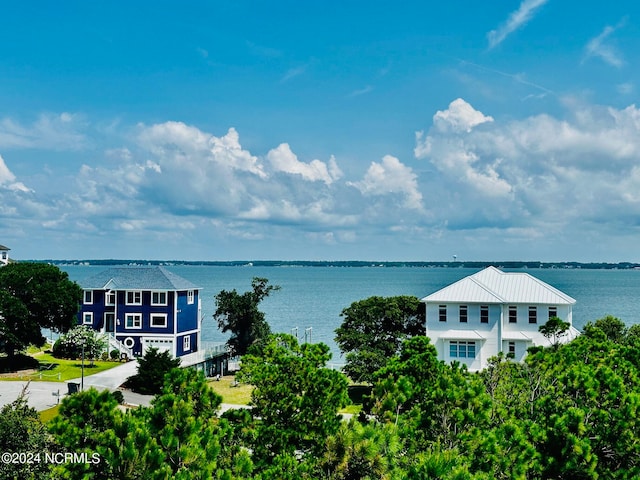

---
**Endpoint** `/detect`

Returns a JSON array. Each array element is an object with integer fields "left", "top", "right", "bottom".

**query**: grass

[
  {"left": 39, "top": 404, "right": 61, "bottom": 423},
  {"left": 0, "top": 352, "right": 123, "bottom": 383},
  {"left": 208, "top": 375, "right": 253, "bottom": 405}
]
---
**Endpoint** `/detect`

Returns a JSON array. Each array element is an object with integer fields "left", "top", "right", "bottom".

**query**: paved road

[
  {"left": 0, "top": 361, "right": 142, "bottom": 411},
  {"left": 0, "top": 363, "right": 255, "bottom": 414}
]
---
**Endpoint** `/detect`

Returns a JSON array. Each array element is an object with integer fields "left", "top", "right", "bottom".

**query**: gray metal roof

[
  {"left": 80, "top": 266, "right": 201, "bottom": 291},
  {"left": 0, "top": 245, "right": 9, "bottom": 250},
  {"left": 422, "top": 266, "right": 576, "bottom": 305}
]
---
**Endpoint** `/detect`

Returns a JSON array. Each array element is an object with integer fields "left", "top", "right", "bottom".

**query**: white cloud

[
  {"left": 415, "top": 97, "right": 640, "bottom": 231},
  {"left": 584, "top": 20, "right": 626, "bottom": 68},
  {"left": 0, "top": 154, "right": 31, "bottom": 192},
  {"left": 0, "top": 113, "right": 87, "bottom": 150},
  {"left": 267, "top": 143, "right": 342, "bottom": 184},
  {"left": 487, "top": 0, "right": 548, "bottom": 49},
  {"left": 350, "top": 155, "right": 423, "bottom": 210},
  {"left": 432, "top": 98, "right": 494, "bottom": 133}
]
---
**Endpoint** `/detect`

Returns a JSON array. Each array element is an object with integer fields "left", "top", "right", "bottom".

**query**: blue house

[{"left": 77, "top": 266, "right": 201, "bottom": 359}]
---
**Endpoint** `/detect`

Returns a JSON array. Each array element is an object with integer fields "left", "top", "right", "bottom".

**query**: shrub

[
  {"left": 110, "top": 349, "right": 120, "bottom": 361},
  {"left": 100, "top": 352, "right": 109, "bottom": 362},
  {"left": 111, "top": 390, "right": 125, "bottom": 404},
  {"left": 127, "top": 347, "right": 181, "bottom": 395}
]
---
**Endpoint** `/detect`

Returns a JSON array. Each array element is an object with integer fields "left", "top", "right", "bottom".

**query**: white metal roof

[{"left": 422, "top": 266, "right": 576, "bottom": 305}]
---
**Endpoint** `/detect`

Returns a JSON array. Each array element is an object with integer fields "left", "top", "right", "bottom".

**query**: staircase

[{"left": 105, "top": 333, "right": 133, "bottom": 359}]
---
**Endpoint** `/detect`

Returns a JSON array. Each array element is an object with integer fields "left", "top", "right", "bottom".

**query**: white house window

[
  {"left": 83, "top": 291, "right": 93, "bottom": 305},
  {"left": 548, "top": 306, "right": 557, "bottom": 319},
  {"left": 183, "top": 335, "right": 191, "bottom": 351},
  {"left": 1, "top": 252, "right": 6, "bottom": 260},
  {"left": 125, "top": 313, "right": 142, "bottom": 329},
  {"left": 508, "top": 306, "right": 517, "bottom": 323},
  {"left": 480, "top": 306, "right": 489, "bottom": 324},
  {"left": 529, "top": 306, "right": 537, "bottom": 324},
  {"left": 508, "top": 341, "right": 516, "bottom": 357},
  {"left": 449, "top": 341, "right": 476, "bottom": 358},
  {"left": 126, "top": 291, "right": 142, "bottom": 305},
  {"left": 187, "top": 290, "right": 195, "bottom": 305},
  {"left": 151, "top": 291, "right": 168, "bottom": 306},
  {"left": 105, "top": 291, "right": 116, "bottom": 306},
  {"left": 459, "top": 305, "right": 468, "bottom": 323},
  {"left": 123, "top": 337, "right": 135, "bottom": 349},
  {"left": 150, "top": 314, "right": 167, "bottom": 328},
  {"left": 83, "top": 312, "right": 93, "bottom": 325},
  {"left": 439, "top": 305, "right": 447, "bottom": 322}
]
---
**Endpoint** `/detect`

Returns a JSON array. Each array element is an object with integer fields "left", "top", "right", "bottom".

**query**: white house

[
  {"left": 422, "top": 266, "right": 580, "bottom": 371},
  {"left": 0, "top": 245, "right": 9, "bottom": 266}
]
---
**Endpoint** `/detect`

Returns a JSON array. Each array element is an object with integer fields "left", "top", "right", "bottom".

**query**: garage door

[{"left": 143, "top": 338, "right": 174, "bottom": 356}]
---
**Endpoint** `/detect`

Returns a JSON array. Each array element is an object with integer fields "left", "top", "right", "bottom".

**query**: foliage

[
  {"left": 237, "top": 334, "right": 350, "bottom": 468},
  {"left": 0, "top": 262, "right": 82, "bottom": 359},
  {"left": 589, "top": 314, "right": 627, "bottom": 343},
  {"left": 0, "top": 385, "right": 57, "bottom": 480},
  {"left": 127, "top": 347, "right": 181, "bottom": 394},
  {"left": 53, "top": 325, "right": 107, "bottom": 360},
  {"left": 538, "top": 316, "right": 570, "bottom": 347},
  {"left": 213, "top": 277, "right": 280, "bottom": 356},
  {"left": 335, "top": 295, "right": 425, "bottom": 383},
  {"left": 50, "top": 387, "right": 170, "bottom": 479}
]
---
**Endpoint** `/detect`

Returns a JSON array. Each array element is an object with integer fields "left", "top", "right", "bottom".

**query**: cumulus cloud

[
  {"left": 415, "top": 97, "right": 640, "bottom": 231},
  {"left": 349, "top": 155, "right": 423, "bottom": 210},
  {"left": 0, "top": 154, "right": 31, "bottom": 192},
  {"left": 267, "top": 143, "right": 342, "bottom": 184},
  {"left": 487, "top": 0, "right": 548, "bottom": 49}
]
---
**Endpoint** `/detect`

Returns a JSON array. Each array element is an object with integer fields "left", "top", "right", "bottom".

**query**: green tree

[
  {"left": 213, "top": 277, "right": 280, "bottom": 356},
  {"left": 237, "top": 334, "right": 350, "bottom": 468},
  {"left": 127, "top": 347, "right": 181, "bottom": 395},
  {"left": 0, "top": 262, "right": 82, "bottom": 359},
  {"left": 0, "top": 385, "right": 56, "bottom": 480},
  {"left": 590, "top": 314, "right": 627, "bottom": 343},
  {"left": 538, "top": 316, "right": 570, "bottom": 348},
  {"left": 335, "top": 296, "right": 425, "bottom": 383},
  {"left": 54, "top": 325, "right": 108, "bottom": 360}
]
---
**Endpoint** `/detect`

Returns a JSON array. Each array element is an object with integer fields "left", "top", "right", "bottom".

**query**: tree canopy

[
  {"left": 213, "top": 277, "right": 280, "bottom": 356},
  {"left": 0, "top": 262, "right": 82, "bottom": 358},
  {"left": 335, "top": 295, "right": 425, "bottom": 382}
]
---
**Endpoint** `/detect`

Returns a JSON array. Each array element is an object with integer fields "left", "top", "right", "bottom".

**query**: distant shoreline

[{"left": 22, "top": 259, "right": 640, "bottom": 270}]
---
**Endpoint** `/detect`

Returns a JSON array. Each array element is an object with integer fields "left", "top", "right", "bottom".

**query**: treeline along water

[{"left": 60, "top": 265, "right": 640, "bottom": 364}]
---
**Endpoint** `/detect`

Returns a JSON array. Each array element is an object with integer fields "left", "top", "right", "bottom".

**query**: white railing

[{"left": 105, "top": 333, "right": 133, "bottom": 359}]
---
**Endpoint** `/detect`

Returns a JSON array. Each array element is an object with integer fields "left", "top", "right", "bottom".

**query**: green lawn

[
  {"left": 208, "top": 375, "right": 253, "bottom": 405},
  {"left": 0, "top": 352, "right": 123, "bottom": 383}
]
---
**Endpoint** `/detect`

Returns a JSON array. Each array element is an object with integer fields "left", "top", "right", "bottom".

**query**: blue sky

[{"left": 1, "top": 1, "right": 639, "bottom": 262}]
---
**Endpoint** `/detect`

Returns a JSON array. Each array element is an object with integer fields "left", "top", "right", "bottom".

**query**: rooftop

[
  {"left": 422, "top": 266, "right": 576, "bottom": 305},
  {"left": 80, "top": 266, "right": 201, "bottom": 291}
]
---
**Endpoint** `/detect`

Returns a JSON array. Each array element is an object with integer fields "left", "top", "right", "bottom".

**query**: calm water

[{"left": 60, "top": 265, "right": 640, "bottom": 365}]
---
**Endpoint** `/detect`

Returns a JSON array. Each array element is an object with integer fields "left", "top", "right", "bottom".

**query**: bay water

[{"left": 60, "top": 265, "right": 640, "bottom": 366}]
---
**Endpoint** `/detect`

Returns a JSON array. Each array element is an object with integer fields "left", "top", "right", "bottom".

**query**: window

[
  {"left": 183, "top": 335, "right": 191, "bottom": 351},
  {"left": 508, "top": 341, "right": 516, "bottom": 358},
  {"left": 548, "top": 306, "right": 557, "bottom": 320},
  {"left": 83, "top": 312, "right": 93, "bottom": 325},
  {"left": 1, "top": 252, "right": 6, "bottom": 260},
  {"left": 187, "top": 290, "right": 195, "bottom": 305},
  {"left": 480, "top": 305, "right": 489, "bottom": 323},
  {"left": 105, "top": 291, "right": 116, "bottom": 306},
  {"left": 83, "top": 290, "right": 93, "bottom": 305},
  {"left": 529, "top": 306, "right": 537, "bottom": 324},
  {"left": 126, "top": 291, "right": 142, "bottom": 305},
  {"left": 151, "top": 291, "right": 168, "bottom": 306},
  {"left": 439, "top": 305, "right": 447, "bottom": 322},
  {"left": 150, "top": 314, "right": 167, "bottom": 328},
  {"left": 449, "top": 341, "right": 476, "bottom": 358},
  {"left": 509, "top": 306, "right": 517, "bottom": 323},
  {"left": 459, "top": 305, "right": 468, "bottom": 323},
  {"left": 125, "top": 313, "right": 142, "bottom": 329}
]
